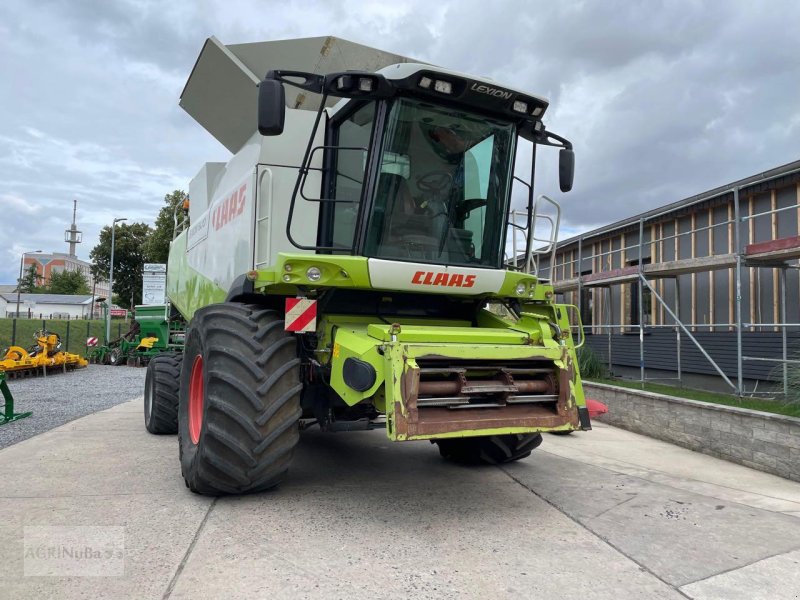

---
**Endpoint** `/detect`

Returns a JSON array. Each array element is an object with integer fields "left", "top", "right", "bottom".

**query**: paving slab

[
  {"left": 680, "top": 548, "right": 800, "bottom": 600},
  {"left": 170, "top": 429, "right": 682, "bottom": 600},
  {"left": 542, "top": 423, "right": 800, "bottom": 514},
  {"left": 1, "top": 400, "right": 800, "bottom": 599}
]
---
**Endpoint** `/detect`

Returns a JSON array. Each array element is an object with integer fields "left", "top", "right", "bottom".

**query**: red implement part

[{"left": 586, "top": 398, "right": 608, "bottom": 419}]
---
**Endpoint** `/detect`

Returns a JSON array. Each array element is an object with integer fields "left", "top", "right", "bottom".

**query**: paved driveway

[{"left": 0, "top": 401, "right": 798, "bottom": 599}]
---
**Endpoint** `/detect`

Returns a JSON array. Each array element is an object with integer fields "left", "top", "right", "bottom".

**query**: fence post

[
  {"left": 66, "top": 320, "right": 71, "bottom": 354},
  {"left": 733, "top": 186, "right": 743, "bottom": 396},
  {"left": 11, "top": 318, "right": 16, "bottom": 347}
]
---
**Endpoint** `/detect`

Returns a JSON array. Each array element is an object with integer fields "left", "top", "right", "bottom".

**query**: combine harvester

[
  {"left": 144, "top": 36, "right": 590, "bottom": 495},
  {"left": 1, "top": 330, "right": 87, "bottom": 379}
]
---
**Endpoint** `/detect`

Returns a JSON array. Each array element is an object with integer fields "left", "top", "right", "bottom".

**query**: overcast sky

[{"left": 1, "top": 0, "right": 798, "bottom": 283}]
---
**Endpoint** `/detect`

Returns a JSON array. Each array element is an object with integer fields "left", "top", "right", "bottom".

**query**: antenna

[{"left": 64, "top": 199, "right": 83, "bottom": 257}]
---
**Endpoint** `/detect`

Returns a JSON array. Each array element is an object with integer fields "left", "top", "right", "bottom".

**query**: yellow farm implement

[{"left": 0, "top": 330, "right": 88, "bottom": 379}]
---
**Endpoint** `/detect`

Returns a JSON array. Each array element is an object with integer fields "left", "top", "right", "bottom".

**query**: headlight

[
  {"left": 306, "top": 266, "right": 322, "bottom": 282},
  {"left": 515, "top": 282, "right": 527, "bottom": 296}
]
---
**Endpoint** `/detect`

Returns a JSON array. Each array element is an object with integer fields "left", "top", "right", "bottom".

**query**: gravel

[{"left": 0, "top": 364, "right": 146, "bottom": 449}]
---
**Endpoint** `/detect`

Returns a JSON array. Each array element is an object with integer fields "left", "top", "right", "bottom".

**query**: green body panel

[
  {"left": 167, "top": 231, "right": 227, "bottom": 320},
  {"left": 247, "top": 253, "right": 554, "bottom": 301},
  {"left": 328, "top": 327, "right": 386, "bottom": 406},
  {"left": 165, "top": 233, "right": 587, "bottom": 440},
  {"left": 135, "top": 305, "right": 170, "bottom": 349},
  {"left": 366, "top": 324, "right": 531, "bottom": 345},
  {"left": 317, "top": 305, "right": 586, "bottom": 440}
]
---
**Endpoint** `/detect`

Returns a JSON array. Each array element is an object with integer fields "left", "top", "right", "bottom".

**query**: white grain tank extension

[{"left": 178, "top": 36, "right": 421, "bottom": 292}]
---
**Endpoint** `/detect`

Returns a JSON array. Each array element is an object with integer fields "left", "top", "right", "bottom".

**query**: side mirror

[
  {"left": 258, "top": 79, "right": 286, "bottom": 136},
  {"left": 559, "top": 148, "right": 574, "bottom": 193}
]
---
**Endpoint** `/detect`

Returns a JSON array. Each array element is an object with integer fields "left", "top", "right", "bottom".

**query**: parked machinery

[
  {"left": 0, "top": 371, "right": 31, "bottom": 425},
  {"left": 0, "top": 330, "right": 88, "bottom": 378},
  {"left": 88, "top": 305, "right": 185, "bottom": 367},
  {"left": 144, "top": 36, "right": 589, "bottom": 495}
]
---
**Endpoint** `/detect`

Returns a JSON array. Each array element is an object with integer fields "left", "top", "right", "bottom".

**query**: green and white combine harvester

[{"left": 143, "top": 36, "right": 589, "bottom": 495}]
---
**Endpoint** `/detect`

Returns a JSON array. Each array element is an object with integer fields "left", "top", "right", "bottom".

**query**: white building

[{"left": 0, "top": 293, "right": 95, "bottom": 319}]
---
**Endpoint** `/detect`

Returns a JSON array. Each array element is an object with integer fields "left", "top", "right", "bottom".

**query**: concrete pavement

[{"left": 0, "top": 400, "right": 799, "bottom": 599}]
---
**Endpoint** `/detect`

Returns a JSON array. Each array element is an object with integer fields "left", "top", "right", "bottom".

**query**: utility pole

[{"left": 106, "top": 217, "right": 128, "bottom": 342}]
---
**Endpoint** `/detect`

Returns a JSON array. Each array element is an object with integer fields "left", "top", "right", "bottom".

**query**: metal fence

[{"left": 0, "top": 318, "right": 128, "bottom": 356}]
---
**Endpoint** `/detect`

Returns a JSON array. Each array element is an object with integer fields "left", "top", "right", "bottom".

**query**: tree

[
  {"left": 47, "top": 269, "right": 90, "bottom": 295},
  {"left": 90, "top": 222, "right": 152, "bottom": 308},
  {"left": 145, "top": 190, "right": 187, "bottom": 264},
  {"left": 17, "top": 264, "right": 44, "bottom": 293}
]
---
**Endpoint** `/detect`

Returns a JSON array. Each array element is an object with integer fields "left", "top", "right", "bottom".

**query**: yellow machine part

[
  {"left": 0, "top": 333, "right": 88, "bottom": 375},
  {"left": 136, "top": 336, "right": 159, "bottom": 351}
]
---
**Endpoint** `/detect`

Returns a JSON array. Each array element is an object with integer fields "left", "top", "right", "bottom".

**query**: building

[
  {"left": 0, "top": 293, "right": 94, "bottom": 319},
  {"left": 542, "top": 159, "right": 800, "bottom": 394},
  {"left": 20, "top": 200, "right": 110, "bottom": 298},
  {"left": 22, "top": 252, "right": 109, "bottom": 298}
]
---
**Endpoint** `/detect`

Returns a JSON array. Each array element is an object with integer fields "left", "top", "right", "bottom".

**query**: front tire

[
  {"left": 144, "top": 353, "right": 182, "bottom": 434},
  {"left": 178, "top": 303, "right": 302, "bottom": 495},
  {"left": 435, "top": 433, "right": 543, "bottom": 465}
]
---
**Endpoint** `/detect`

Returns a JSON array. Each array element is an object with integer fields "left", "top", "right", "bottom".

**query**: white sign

[{"left": 142, "top": 263, "right": 167, "bottom": 305}]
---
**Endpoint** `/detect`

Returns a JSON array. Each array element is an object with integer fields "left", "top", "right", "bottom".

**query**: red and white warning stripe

[
  {"left": 284, "top": 298, "right": 317, "bottom": 333},
  {"left": 86, "top": 336, "right": 99, "bottom": 347}
]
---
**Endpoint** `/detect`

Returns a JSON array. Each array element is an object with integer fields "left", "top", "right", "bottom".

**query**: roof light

[
  {"left": 335, "top": 75, "right": 351, "bottom": 90},
  {"left": 513, "top": 100, "right": 529, "bottom": 114},
  {"left": 358, "top": 77, "right": 374, "bottom": 92},
  {"left": 418, "top": 76, "right": 432, "bottom": 89},
  {"left": 434, "top": 80, "right": 453, "bottom": 94},
  {"left": 531, "top": 106, "right": 544, "bottom": 117}
]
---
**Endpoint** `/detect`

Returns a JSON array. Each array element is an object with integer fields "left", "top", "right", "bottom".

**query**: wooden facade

[{"left": 542, "top": 160, "right": 800, "bottom": 383}]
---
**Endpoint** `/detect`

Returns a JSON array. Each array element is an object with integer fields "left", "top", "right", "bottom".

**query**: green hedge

[{"left": 0, "top": 318, "right": 128, "bottom": 356}]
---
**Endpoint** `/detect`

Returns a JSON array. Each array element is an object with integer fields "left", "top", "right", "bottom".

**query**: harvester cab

[{"left": 153, "top": 36, "right": 589, "bottom": 495}]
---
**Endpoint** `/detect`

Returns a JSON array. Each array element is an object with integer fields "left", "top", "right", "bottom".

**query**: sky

[{"left": 1, "top": 0, "right": 798, "bottom": 283}]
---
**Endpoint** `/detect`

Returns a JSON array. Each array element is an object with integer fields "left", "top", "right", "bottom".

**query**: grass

[
  {"left": 592, "top": 377, "right": 800, "bottom": 418},
  {"left": 0, "top": 318, "right": 129, "bottom": 356}
]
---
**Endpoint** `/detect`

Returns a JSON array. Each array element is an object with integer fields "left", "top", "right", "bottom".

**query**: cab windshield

[{"left": 363, "top": 98, "right": 515, "bottom": 268}]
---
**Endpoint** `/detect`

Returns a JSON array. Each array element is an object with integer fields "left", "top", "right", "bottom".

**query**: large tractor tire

[
  {"left": 178, "top": 303, "right": 302, "bottom": 495},
  {"left": 435, "top": 433, "right": 543, "bottom": 465},
  {"left": 144, "top": 353, "right": 182, "bottom": 434}
]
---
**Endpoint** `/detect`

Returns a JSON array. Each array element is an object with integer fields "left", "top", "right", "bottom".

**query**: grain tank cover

[{"left": 180, "top": 36, "right": 422, "bottom": 154}]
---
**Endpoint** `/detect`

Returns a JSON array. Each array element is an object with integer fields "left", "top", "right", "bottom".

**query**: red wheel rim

[{"left": 188, "top": 355, "right": 204, "bottom": 444}]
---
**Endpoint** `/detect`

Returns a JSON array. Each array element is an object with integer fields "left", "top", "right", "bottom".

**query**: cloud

[{"left": 0, "top": 0, "right": 798, "bottom": 284}]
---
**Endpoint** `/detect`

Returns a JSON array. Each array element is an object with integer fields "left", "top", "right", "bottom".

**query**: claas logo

[
  {"left": 411, "top": 271, "right": 476, "bottom": 288},
  {"left": 212, "top": 184, "right": 247, "bottom": 231}
]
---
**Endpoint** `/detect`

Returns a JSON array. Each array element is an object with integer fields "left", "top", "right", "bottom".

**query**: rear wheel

[
  {"left": 178, "top": 303, "right": 302, "bottom": 495},
  {"left": 144, "top": 353, "right": 182, "bottom": 434},
  {"left": 435, "top": 433, "right": 543, "bottom": 465}
]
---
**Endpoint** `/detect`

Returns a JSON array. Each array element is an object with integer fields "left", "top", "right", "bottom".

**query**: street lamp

[
  {"left": 15, "top": 250, "right": 42, "bottom": 317},
  {"left": 106, "top": 217, "right": 128, "bottom": 343}
]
